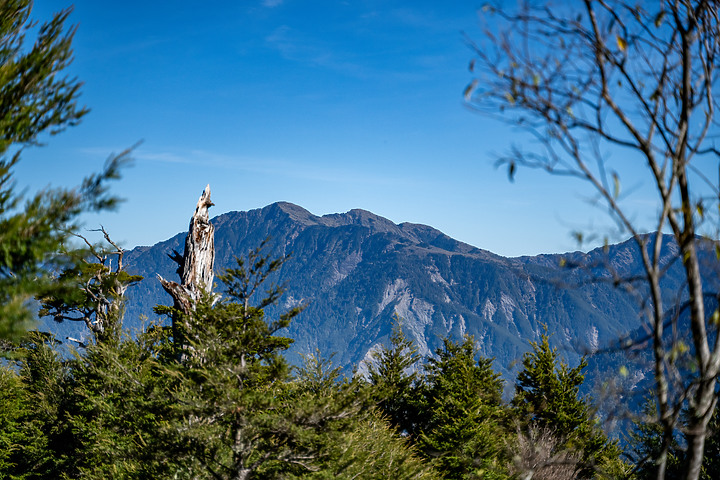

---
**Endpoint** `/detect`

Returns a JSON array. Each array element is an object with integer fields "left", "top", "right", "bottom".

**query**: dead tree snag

[
  {"left": 158, "top": 184, "right": 216, "bottom": 314},
  {"left": 158, "top": 185, "right": 217, "bottom": 359}
]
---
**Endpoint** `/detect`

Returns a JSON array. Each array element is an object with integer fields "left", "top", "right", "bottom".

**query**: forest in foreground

[
  {"left": 3, "top": 0, "right": 720, "bottom": 478},
  {"left": 1, "top": 222, "right": 718, "bottom": 479}
]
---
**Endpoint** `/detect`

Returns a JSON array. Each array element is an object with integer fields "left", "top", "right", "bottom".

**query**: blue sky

[{"left": 16, "top": 1, "right": 668, "bottom": 257}]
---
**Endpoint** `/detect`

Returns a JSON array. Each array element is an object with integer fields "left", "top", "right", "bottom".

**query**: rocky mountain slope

[{"left": 98, "top": 202, "right": 699, "bottom": 382}]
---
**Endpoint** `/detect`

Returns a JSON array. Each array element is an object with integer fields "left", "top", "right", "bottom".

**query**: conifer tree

[
  {"left": 414, "top": 335, "right": 509, "bottom": 479},
  {"left": 0, "top": 365, "right": 24, "bottom": 473},
  {"left": 49, "top": 326, "right": 172, "bottom": 479},
  {"left": 367, "top": 316, "right": 419, "bottom": 434},
  {"left": 294, "top": 345, "right": 438, "bottom": 479},
  {"left": 6, "top": 332, "right": 69, "bottom": 478},
  {"left": 156, "top": 267, "right": 300, "bottom": 478},
  {"left": 152, "top": 244, "right": 379, "bottom": 479},
  {"left": 511, "top": 334, "right": 621, "bottom": 478},
  {"left": 152, "top": 245, "right": 436, "bottom": 479},
  {"left": 0, "top": 1, "right": 126, "bottom": 340}
]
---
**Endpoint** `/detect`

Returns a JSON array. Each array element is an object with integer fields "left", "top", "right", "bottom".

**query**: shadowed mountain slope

[{"left": 105, "top": 202, "right": 702, "bottom": 383}]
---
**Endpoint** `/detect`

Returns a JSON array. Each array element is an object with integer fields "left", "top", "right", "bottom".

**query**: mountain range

[{"left": 44, "top": 201, "right": 705, "bottom": 388}]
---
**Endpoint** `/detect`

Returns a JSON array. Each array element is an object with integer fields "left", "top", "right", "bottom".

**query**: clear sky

[{"left": 16, "top": 1, "right": 670, "bottom": 257}]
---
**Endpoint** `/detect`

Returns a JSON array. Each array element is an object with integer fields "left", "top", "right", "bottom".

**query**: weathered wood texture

[{"left": 158, "top": 184, "right": 216, "bottom": 314}]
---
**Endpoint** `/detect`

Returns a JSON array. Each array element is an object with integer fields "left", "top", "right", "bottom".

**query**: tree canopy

[{"left": 0, "top": 0, "right": 126, "bottom": 341}]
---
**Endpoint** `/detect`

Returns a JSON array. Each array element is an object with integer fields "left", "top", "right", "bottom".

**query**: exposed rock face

[{"left": 111, "top": 202, "right": 703, "bottom": 380}]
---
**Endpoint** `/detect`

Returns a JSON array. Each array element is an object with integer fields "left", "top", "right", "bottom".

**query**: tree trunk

[
  {"left": 684, "top": 383, "right": 717, "bottom": 480},
  {"left": 158, "top": 185, "right": 216, "bottom": 356},
  {"left": 158, "top": 184, "right": 215, "bottom": 312}
]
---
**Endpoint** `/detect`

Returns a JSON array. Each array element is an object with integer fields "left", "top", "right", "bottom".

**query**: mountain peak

[
  {"left": 320, "top": 208, "right": 402, "bottom": 234},
  {"left": 266, "top": 202, "right": 319, "bottom": 226}
]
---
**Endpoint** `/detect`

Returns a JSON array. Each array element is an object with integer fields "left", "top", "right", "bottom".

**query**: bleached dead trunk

[
  {"left": 158, "top": 184, "right": 216, "bottom": 314},
  {"left": 158, "top": 185, "right": 216, "bottom": 358},
  {"left": 179, "top": 183, "right": 216, "bottom": 296}
]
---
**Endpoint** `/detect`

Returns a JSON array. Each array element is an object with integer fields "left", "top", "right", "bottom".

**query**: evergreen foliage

[
  {"left": 413, "top": 335, "right": 509, "bottom": 479},
  {"left": 512, "top": 334, "right": 622, "bottom": 478},
  {"left": 37, "top": 231, "right": 142, "bottom": 344},
  {"left": 57, "top": 330, "right": 171, "bottom": 479},
  {"left": 306, "top": 410, "right": 438, "bottom": 480},
  {"left": 0, "top": 1, "right": 126, "bottom": 341},
  {"left": 0, "top": 367, "right": 23, "bottom": 473},
  {"left": 0, "top": 275, "right": 701, "bottom": 480},
  {"left": 7, "top": 332, "right": 68, "bottom": 478},
  {"left": 367, "top": 316, "right": 419, "bottom": 434}
]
